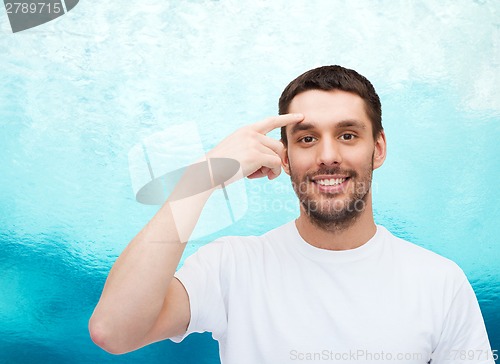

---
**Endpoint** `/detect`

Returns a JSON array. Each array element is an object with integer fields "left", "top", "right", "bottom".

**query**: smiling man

[
  {"left": 282, "top": 86, "right": 385, "bottom": 250},
  {"left": 90, "top": 66, "right": 494, "bottom": 364}
]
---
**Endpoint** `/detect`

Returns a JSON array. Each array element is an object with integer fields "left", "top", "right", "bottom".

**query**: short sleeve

[
  {"left": 431, "top": 277, "right": 495, "bottom": 364},
  {"left": 169, "top": 239, "right": 229, "bottom": 343}
]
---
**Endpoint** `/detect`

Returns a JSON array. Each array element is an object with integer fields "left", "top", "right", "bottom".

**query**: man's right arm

[
  {"left": 88, "top": 114, "right": 304, "bottom": 354},
  {"left": 88, "top": 181, "right": 211, "bottom": 354}
]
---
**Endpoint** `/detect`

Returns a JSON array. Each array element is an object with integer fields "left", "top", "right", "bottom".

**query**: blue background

[{"left": 0, "top": 1, "right": 498, "bottom": 363}]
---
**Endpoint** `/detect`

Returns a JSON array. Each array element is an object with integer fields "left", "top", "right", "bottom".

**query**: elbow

[{"left": 88, "top": 317, "right": 128, "bottom": 355}]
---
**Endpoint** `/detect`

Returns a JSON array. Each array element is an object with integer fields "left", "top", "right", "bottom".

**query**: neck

[{"left": 295, "top": 198, "right": 377, "bottom": 251}]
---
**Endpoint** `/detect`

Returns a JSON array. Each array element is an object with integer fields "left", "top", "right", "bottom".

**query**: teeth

[{"left": 315, "top": 178, "right": 346, "bottom": 186}]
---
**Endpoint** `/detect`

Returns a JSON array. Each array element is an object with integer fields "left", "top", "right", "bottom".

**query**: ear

[
  {"left": 373, "top": 131, "right": 387, "bottom": 170},
  {"left": 280, "top": 140, "right": 291, "bottom": 176}
]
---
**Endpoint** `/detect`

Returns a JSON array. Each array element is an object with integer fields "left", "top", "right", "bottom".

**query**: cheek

[
  {"left": 347, "top": 150, "right": 369, "bottom": 165},
  {"left": 287, "top": 148, "right": 311, "bottom": 170},
  {"left": 344, "top": 144, "right": 374, "bottom": 164}
]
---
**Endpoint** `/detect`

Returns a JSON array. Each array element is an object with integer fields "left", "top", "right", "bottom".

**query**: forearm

[{"left": 89, "top": 169, "right": 215, "bottom": 351}]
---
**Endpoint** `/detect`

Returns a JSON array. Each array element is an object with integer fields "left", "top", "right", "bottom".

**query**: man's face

[{"left": 282, "top": 89, "right": 386, "bottom": 230}]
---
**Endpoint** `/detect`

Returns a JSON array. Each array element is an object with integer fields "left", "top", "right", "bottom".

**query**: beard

[{"left": 290, "top": 157, "right": 374, "bottom": 231}]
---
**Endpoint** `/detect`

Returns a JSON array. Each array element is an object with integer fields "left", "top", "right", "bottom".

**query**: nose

[{"left": 316, "top": 137, "right": 342, "bottom": 166}]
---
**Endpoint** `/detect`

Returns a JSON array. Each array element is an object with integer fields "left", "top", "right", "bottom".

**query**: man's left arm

[{"left": 431, "top": 277, "right": 495, "bottom": 364}]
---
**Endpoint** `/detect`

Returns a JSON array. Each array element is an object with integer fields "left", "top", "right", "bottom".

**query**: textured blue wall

[{"left": 0, "top": 1, "right": 498, "bottom": 363}]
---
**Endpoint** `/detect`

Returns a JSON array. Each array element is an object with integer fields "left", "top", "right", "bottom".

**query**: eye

[
  {"left": 298, "top": 136, "right": 317, "bottom": 144},
  {"left": 339, "top": 133, "right": 356, "bottom": 141}
]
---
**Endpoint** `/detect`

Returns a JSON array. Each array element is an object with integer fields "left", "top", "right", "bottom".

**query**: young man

[{"left": 89, "top": 66, "right": 494, "bottom": 363}]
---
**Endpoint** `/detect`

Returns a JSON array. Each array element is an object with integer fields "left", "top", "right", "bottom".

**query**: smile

[
  {"left": 310, "top": 176, "right": 350, "bottom": 193},
  {"left": 314, "top": 178, "right": 346, "bottom": 186}
]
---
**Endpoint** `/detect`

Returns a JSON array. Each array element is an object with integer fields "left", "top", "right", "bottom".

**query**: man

[{"left": 89, "top": 66, "right": 494, "bottom": 363}]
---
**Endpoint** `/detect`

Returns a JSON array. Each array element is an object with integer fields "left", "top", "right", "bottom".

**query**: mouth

[{"left": 311, "top": 176, "right": 350, "bottom": 193}]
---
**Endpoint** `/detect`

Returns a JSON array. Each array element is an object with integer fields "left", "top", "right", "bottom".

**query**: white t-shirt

[{"left": 171, "top": 221, "right": 494, "bottom": 364}]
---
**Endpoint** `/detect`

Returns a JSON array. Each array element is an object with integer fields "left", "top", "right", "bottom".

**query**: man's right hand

[{"left": 206, "top": 113, "right": 304, "bottom": 182}]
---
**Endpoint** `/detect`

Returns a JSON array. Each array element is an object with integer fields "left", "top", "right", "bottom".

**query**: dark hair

[{"left": 279, "top": 65, "right": 382, "bottom": 145}]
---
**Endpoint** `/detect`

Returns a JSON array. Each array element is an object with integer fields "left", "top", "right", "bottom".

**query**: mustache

[{"left": 306, "top": 168, "right": 358, "bottom": 180}]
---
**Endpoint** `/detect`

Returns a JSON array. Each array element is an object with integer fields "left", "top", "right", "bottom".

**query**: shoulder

[
  {"left": 193, "top": 221, "right": 292, "bottom": 258},
  {"left": 379, "top": 225, "right": 467, "bottom": 286},
  {"left": 221, "top": 221, "right": 292, "bottom": 257}
]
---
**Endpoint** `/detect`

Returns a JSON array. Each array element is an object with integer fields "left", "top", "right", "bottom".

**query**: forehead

[{"left": 287, "top": 89, "right": 372, "bottom": 133}]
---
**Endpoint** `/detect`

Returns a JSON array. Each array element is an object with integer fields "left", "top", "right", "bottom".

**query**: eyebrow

[{"left": 289, "top": 119, "right": 366, "bottom": 135}]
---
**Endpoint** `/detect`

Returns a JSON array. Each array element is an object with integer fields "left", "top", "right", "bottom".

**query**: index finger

[{"left": 252, "top": 113, "right": 304, "bottom": 135}]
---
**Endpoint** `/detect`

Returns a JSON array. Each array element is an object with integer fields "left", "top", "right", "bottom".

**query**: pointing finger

[
  {"left": 253, "top": 113, "right": 304, "bottom": 135},
  {"left": 256, "top": 134, "right": 285, "bottom": 157}
]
